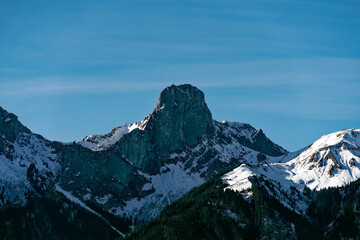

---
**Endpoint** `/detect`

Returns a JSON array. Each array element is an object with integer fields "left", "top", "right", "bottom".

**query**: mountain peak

[
  {"left": 156, "top": 84, "right": 205, "bottom": 109},
  {"left": 307, "top": 128, "right": 360, "bottom": 151},
  {"left": 77, "top": 84, "right": 213, "bottom": 152},
  {"left": 0, "top": 106, "right": 31, "bottom": 143},
  {"left": 144, "top": 84, "right": 213, "bottom": 148},
  {"left": 223, "top": 128, "right": 360, "bottom": 205}
]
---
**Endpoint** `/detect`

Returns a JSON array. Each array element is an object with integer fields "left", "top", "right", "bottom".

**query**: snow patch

[
  {"left": 223, "top": 164, "right": 256, "bottom": 192},
  {"left": 83, "top": 193, "right": 92, "bottom": 201},
  {"left": 95, "top": 194, "right": 112, "bottom": 205},
  {"left": 141, "top": 183, "right": 153, "bottom": 191},
  {"left": 112, "top": 163, "right": 205, "bottom": 220},
  {"left": 0, "top": 133, "right": 60, "bottom": 206},
  {"left": 77, "top": 121, "right": 145, "bottom": 151}
]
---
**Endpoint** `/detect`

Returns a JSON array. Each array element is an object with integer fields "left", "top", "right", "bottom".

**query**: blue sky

[{"left": 0, "top": 0, "right": 359, "bottom": 151}]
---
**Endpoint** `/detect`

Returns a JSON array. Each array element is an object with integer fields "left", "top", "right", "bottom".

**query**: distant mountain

[
  {"left": 0, "top": 84, "right": 287, "bottom": 238},
  {"left": 222, "top": 128, "right": 360, "bottom": 214}
]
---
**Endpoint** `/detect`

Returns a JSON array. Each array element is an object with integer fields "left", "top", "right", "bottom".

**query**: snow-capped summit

[
  {"left": 223, "top": 129, "right": 360, "bottom": 213},
  {"left": 300, "top": 129, "right": 360, "bottom": 155},
  {"left": 289, "top": 129, "right": 360, "bottom": 190}
]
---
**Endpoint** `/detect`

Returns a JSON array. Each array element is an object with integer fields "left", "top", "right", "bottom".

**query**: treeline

[
  {"left": 307, "top": 179, "right": 360, "bottom": 239},
  {"left": 0, "top": 191, "right": 126, "bottom": 240},
  {"left": 1, "top": 176, "right": 360, "bottom": 239}
]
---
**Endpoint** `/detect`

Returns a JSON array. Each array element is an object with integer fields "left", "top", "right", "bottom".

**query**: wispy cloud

[
  {"left": 1, "top": 57, "right": 359, "bottom": 122},
  {"left": 1, "top": 57, "right": 359, "bottom": 95},
  {"left": 0, "top": 78, "right": 168, "bottom": 96},
  {"left": 146, "top": 57, "right": 360, "bottom": 87}
]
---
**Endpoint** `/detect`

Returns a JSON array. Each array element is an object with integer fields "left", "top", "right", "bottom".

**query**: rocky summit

[
  {"left": 111, "top": 84, "right": 214, "bottom": 175},
  {"left": 0, "top": 106, "right": 31, "bottom": 146},
  {"left": 149, "top": 84, "right": 213, "bottom": 149}
]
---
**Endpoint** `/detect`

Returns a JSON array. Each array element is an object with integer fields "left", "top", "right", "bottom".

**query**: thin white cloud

[
  {"left": 1, "top": 57, "right": 359, "bottom": 95},
  {"left": 150, "top": 57, "right": 360, "bottom": 87},
  {"left": 1, "top": 57, "right": 359, "bottom": 122},
  {"left": 0, "top": 78, "right": 168, "bottom": 96}
]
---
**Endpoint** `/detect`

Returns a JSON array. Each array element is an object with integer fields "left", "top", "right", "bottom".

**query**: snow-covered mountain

[
  {"left": 59, "top": 84, "right": 287, "bottom": 221},
  {"left": 223, "top": 128, "right": 360, "bottom": 214},
  {"left": 0, "top": 84, "right": 286, "bottom": 224},
  {"left": 1, "top": 84, "right": 359, "bottom": 238}
]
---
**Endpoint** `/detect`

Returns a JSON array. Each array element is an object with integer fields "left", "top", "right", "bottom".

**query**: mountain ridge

[
  {"left": 0, "top": 84, "right": 286, "bottom": 222},
  {"left": 1, "top": 84, "right": 359, "bottom": 239}
]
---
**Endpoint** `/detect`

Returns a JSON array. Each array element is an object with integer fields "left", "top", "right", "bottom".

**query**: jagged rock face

[
  {"left": 0, "top": 107, "right": 61, "bottom": 206},
  {"left": 0, "top": 107, "right": 31, "bottom": 140},
  {"left": 60, "top": 143, "right": 144, "bottom": 206},
  {"left": 149, "top": 84, "right": 213, "bottom": 148},
  {"left": 0, "top": 107, "right": 31, "bottom": 154},
  {"left": 251, "top": 129, "right": 286, "bottom": 156},
  {"left": 217, "top": 121, "right": 287, "bottom": 157},
  {"left": 116, "top": 84, "right": 213, "bottom": 174}
]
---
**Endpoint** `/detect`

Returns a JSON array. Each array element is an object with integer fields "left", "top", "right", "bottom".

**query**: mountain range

[{"left": 0, "top": 84, "right": 359, "bottom": 239}]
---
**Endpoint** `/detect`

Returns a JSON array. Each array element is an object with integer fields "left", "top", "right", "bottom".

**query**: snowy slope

[
  {"left": 289, "top": 129, "right": 360, "bottom": 189},
  {"left": 77, "top": 119, "right": 287, "bottom": 156},
  {"left": 223, "top": 129, "right": 360, "bottom": 213},
  {"left": 77, "top": 121, "right": 146, "bottom": 151},
  {"left": 219, "top": 121, "right": 258, "bottom": 143},
  {"left": 0, "top": 133, "right": 60, "bottom": 206},
  {"left": 67, "top": 118, "right": 286, "bottom": 221},
  {"left": 75, "top": 120, "right": 272, "bottom": 221},
  {"left": 110, "top": 162, "right": 205, "bottom": 220}
]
